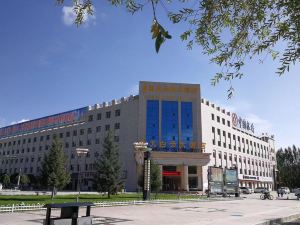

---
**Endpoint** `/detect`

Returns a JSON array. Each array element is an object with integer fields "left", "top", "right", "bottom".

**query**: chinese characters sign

[
  {"left": 141, "top": 84, "right": 199, "bottom": 94},
  {"left": 232, "top": 113, "right": 254, "bottom": 133},
  {"left": 147, "top": 140, "right": 206, "bottom": 152},
  {"left": 0, "top": 107, "right": 88, "bottom": 139}
]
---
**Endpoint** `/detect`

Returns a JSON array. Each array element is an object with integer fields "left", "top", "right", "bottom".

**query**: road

[{"left": 0, "top": 193, "right": 299, "bottom": 225}]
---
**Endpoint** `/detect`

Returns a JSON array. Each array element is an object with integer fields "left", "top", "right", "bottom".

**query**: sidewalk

[{"left": 0, "top": 197, "right": 299, "bottom": 225}]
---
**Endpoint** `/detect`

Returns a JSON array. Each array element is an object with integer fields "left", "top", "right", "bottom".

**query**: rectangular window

[
  {"left": 181, "top": 102, "right": 193, "bottom": 149},
  {"left": 73, "top": 130, "right": 77, "bottom": 136},
  {"left": 162, "top": 101, "right": 179, "bottom": 150},
  {"left": 211, "top": 114, "right": 215, "bottom": 120},
  {"left": 80, "top": 129, "right": 85, "bottom": 135},
  {"left": 105, "top": 125, "right": 110, "bottom": 131},
  {"left": 115, "top": 109, "right": 121, "bottom": 117},
  {"left": 97, "top": 113, "right": 102, "bottom": 120},
  {"left": 87, "top": 128, "right": 92, "bottom": 134},
  {"left": 188, "top": 166, "right": 197, "bottom": 174},
  {"left": 96, "top": 126, "right": 101, "bottom": 132},
  {"left": 146, "top": 100, "right": 159, "bottom": 149},
  {"left": 106, "top": 111, "right": 111, "bottom": 118},
  {"left": 114, "top": 123, "right": 120, "bottom": 129},
  {"left": 88, "top": 115, "right": 93, "bottom": 121},
  {"left": 114, "top": 136, "right": 119, "bottom": 142}
]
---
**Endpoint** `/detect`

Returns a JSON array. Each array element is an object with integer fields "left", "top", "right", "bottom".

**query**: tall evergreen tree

[
  {"left": 94, "top": 132, "right": 121, "bottom": 198},
  {"left": 2, "top": 174, "right": 10, "bottom": 188},
  {"left": 150, "top": 161, "right": 162, "bottom": 198},
  {"left": 277, "top": 146, "right": 300, "bottom": 189},
  {"left": 41, "top": 137, "right": 70, "bottom": 199}
]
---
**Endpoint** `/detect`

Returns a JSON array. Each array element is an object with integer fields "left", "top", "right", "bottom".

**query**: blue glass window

[
  {"left": 162, "top": 101, "right": 179, "bottom": 150},
  {"left": 146, "top": 100, "right": 159, "bottom": 149},
  {"left": 181, "top": 102, "right": 193, "bottom": 150}
]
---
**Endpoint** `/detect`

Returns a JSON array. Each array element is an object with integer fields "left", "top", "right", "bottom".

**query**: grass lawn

[{"left": 0, "top": 193, "right": 204, "bottom": 206}]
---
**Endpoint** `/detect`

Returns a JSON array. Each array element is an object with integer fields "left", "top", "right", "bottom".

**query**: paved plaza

[{"left": 0, "top": 194, "right": 299, "bottom": 225}]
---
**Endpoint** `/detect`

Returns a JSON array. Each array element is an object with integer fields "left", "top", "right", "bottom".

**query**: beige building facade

[{"left": 0, "top": 81, "right": 276, "bottom": 191}]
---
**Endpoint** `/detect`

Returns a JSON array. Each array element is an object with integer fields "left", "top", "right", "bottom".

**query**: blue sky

[{"left": 0, "top": 1, "right": 299, "bottom": 149}]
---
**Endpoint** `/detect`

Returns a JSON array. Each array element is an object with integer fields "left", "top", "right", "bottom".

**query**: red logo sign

[{"left": 232, "top": 113, "right": 238, "bottom": 127}]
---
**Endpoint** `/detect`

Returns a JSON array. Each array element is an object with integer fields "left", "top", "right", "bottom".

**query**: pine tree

[
  {"left": 2, "top": 174, "right": 10, "bottom": 188},
  {"left": 41, "top": 137, "right": 70, "bottom": 199},
  {"left": 20, "top": 174, "right": 30, "bottom": 188},
  {"left": 94, "top": 132, "right": 121, "bottom": 198},
  {"left": 150, "top": 161, "right": 162, "bottom": 198}
]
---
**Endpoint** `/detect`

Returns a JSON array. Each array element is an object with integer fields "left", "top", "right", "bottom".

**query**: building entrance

[{"left": 163, "top": 176, "right": 181, "bottom": 191}]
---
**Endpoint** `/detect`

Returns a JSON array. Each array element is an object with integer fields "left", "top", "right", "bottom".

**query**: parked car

[
  {"left": 254, "top": 187, "right": 267, "bottom": 193},
  {"left": 239, "top": 187, "right": 252, "bottom": 194},
  {"left": 294, "top": 188, "right": 300, "bottom": 200},
  {"left": 279, "top": 187, "right": 290, "bottom": 194}
]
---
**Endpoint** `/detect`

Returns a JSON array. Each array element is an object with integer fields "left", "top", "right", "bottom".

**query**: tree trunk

[{"left": 51, "top": 186, "right": 55, "bottom": 200}]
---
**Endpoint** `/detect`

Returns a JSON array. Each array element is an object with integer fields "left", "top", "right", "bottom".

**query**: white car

[
  {"left": 279, "top": 187, "right": 290, "bottom": 194},
  {"left": 294, "top": 188, "right": 300, "bottom": 200}
]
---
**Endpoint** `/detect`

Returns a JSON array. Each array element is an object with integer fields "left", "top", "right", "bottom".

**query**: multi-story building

[{"left": 0, "top": 81, "right": 276, "bottom": 191}]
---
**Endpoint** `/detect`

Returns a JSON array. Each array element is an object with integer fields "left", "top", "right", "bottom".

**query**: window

[
  {"left": 115, "top": 109, "right": 121, "bottom": 117},
  {"left": 96, "top": 126, "right": 101, "bottom": 132},
  {"left": 33, "top": 137, "right": 37, "bottom": 143},
  {"left": 106, "top": 111, "right": 111, "bottom": 118},
  {"left": 95, "top": 139, "right": 100, "bottom": 144},
  {"left": 188, "top": 166, "right": 197, "bottom": 174},
  {"left": 212, "top": 127, "right": 215, "bottom": 133},
  {"left": 88, "top": 115, "right": 93, "bottom": 121},
  {"left": 66, "top": 131, "right": 70, "bottom": 137},
  {"left": 161, "top": 101, "right": 179, "bottom": 149},
  {"left": 146, "top": 100, "right": 159, "bottom": 147},
  {"left": 73, "top": 130, "right": 77, "bottom": 136},
  {"left": 65, "top": 142, "right": 69, "bottom": 148},
  {"left": 211, "top": 114, "right": 215, "bottom": 120},
  {"left": 87, "top": 128, "right": 92, "bottom": 134},
  {"left": 97, "top": 113, "right": 102, "bottom": 120},
  {"left": 114, "top": 123, "right": 120, "bottom": 130},
  {"left": 105, "top": 125, "right": 110, "bottom": 131},
  {"left": 222, "top": 118, "right": 225, "bottom": 125},
  {"left": 114, "top": 136, "right": 119, "bottom": 142},
  {"left": 217, "top": 116, "right": 220, "bottom": 122},
  {"left": 227, "top": 120, "right": 230, "bottom": 127},
  {"left": 46, "top": 135, "right": 50, "bottom": 140},
  {"left": 80, "top": 129, "right": 85, "bottom": 135},
  {"left": 59, "top": 133, "right": 63, "bottom": 138},
  {"left": 87, "top": 140, "right": 91, "bottom": 145}
]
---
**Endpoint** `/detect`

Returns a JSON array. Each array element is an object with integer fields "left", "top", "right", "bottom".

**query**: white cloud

[
  {"left": 62, "top": 6, "right": 96, "bottom": 26},
  {"left": 213, "top": 99, "right": 272, "bottom": 135},
  {"left": 10, "top": 119, "right": 30, "bottom": 125},
  {"left": 128, "top": 84, "right": 139, "bottom": 95},
  {"left": 245, "top": 113, "right": 272, "bottom": 135}
]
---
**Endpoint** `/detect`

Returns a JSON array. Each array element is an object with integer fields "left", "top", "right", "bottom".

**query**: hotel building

[{"left": 0, "top": 81, "right": 276, "bottom": 191}]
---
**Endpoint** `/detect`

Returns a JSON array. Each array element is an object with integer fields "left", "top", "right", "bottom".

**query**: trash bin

[{"left": 43, "top": 202, "right": 95, "bottom": 225}]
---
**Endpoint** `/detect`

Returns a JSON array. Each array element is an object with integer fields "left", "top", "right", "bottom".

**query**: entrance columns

[{"left": 183, "top": 165, "right": 189, "bottom": 191}]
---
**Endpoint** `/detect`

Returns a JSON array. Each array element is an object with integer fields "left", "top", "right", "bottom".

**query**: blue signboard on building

[{"left": 0, "top": 107, "right": 88, "bottom": 139}]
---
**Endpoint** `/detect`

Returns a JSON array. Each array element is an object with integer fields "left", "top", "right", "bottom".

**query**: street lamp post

[
  {"left": 133, "top": 142, "right": 152, "bottom": 201},
  {"left": 75, "top": 148, "right": 89, "bottom": 202}
]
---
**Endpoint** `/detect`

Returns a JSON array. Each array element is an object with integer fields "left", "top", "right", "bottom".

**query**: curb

[{"left": 256, "top": 213, "right": 300, "bottom": 225}]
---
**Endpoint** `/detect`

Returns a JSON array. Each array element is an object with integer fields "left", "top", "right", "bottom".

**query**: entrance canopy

[{"left": 151, "top": 152, "right": 210, "bottom": 166}]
